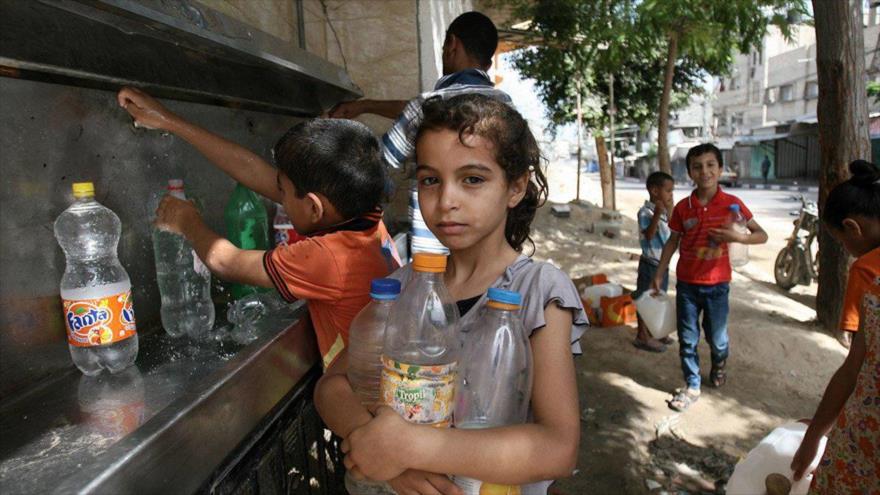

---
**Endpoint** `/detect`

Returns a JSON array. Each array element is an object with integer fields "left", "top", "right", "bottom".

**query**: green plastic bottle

[{"left": 224, "top": 183, "right": 270, "bottom": 300}]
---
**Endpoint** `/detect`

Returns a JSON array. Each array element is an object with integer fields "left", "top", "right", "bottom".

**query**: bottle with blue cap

[
  {"left": 453, "top": 288, "right": 533, "bottom": 494},
  {"left": 348, "top": 278, "right": 402, "bottom": 409},
  {"left": 345, "top": 278, "right": 401, "bottom": 495},
  {"left": 727, "top": 204, "right": 750, "bottom": 267}
]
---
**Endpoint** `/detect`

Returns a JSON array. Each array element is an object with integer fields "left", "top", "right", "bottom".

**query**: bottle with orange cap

[
  {"left": 453, "top": 288, "right": 533, "bottom": 494},
  {"left": 380, "top": 253, "right": 460, "bottom": 428}
]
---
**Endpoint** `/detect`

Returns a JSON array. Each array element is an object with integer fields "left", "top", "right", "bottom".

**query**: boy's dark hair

[
  {"left": 272, "top": 119, "right": 384, "bottom": 219},
  {"left": 417, "top": 94, "right": 547, "bottom": 253},
  {"left": 646, "top": 171, "right": 674, "bottom": 190},
  {"left": 685, "top": 143, "right": 723, "bottom": 169},
  {"left": 822, "top": 160, "right": 880, "bottom": 229},
  {"left": 446, "top": 11, "right": 498, "bottom": 68}
]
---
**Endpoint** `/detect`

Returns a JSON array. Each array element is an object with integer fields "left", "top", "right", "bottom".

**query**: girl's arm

[
  {"left": 315, "top": 350, "right": 464, "bottom": 495},
  {"left": 791, "top": 325, "right": 867, "bottom": 480},
  {"left": 343, "top": 303, "right": 579, "bottom": 484}
]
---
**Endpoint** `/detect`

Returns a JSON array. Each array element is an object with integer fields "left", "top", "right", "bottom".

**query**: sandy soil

[{"left": 534, "top": 168, "right": 846, "bottom": 494}]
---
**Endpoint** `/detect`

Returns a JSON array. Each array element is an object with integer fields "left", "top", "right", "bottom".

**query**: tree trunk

[
  {"left": 813, "top": 0, "right": 871, "bottom": 330},
  {"left": 596, "top": 135, "right": 614, "bottom": 209},
  {"left": 657, "top": 31, "right": 678, "bottom": 175}
]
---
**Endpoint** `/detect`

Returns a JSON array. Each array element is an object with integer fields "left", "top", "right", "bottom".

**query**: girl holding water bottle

[{"left": 315, "top": 94, "right": 588, "bottom": 494}]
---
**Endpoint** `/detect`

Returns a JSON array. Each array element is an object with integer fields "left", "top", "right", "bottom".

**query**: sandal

[
  {"left": 659, "top": 336, "right": 675, "bottom": 345},
  {"left": 710, "top": 361, "right": 727, "bottom": 388},
  {"left": 668, "top": 389, "right": 700, "bottom": 412},
  {"left": 633, "top": 338, "right": 667, "bottom": 353}
]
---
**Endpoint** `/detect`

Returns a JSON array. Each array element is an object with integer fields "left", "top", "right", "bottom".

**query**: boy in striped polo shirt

[
  {"left": 652, "top": 143, "right": 768, "bottom": 411},
  {"left": 633, "top": 171, "right": 675, "bottom": 352}
]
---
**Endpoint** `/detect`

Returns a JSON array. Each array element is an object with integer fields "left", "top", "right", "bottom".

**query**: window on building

[
  {"left": 805, "top": 81, "right": 819, "bottom": 99},
  {"left": 780, "top": 84, "right": 794, "bottom": 102},
  {"left": 730, "top": 76, "right": 741, "bottom": 90},
  {"left": 765, "top": 87, "right": 779, "bottom": 104},
  {"left": 751, "top": 82, "right": 761, "bottom": 104},
  {"left": 733, "top": 113, "right": 744, "bottom": 128}
]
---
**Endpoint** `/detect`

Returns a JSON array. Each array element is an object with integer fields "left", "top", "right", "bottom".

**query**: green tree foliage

[{"left": 505, "top": 0, "right": 806, "bottom": 143}]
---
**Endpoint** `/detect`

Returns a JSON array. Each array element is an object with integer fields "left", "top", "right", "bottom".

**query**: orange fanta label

[{"left": 63, "top": 291, "right": 136, "bottom": 347}]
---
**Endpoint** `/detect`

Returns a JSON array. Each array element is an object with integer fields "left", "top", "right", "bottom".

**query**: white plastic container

[
  {"left": 634, "top": 291, "right": 677, "bottom": 339},
  {"left": 581, "top": 283, "right": 623, "bottom": 309},
  {"left": 727, "top": 204, "right": 750, "bottom": 268},
  {"left": 726, "top": 422, "right": 827, "bottom": 495}
]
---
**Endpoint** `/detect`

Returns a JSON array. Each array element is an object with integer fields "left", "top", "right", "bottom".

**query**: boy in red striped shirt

[{"left": 652, "top": 143, "right": 768, "bottom": 411}]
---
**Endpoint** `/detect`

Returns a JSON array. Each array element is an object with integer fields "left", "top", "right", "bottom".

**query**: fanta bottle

[
  {"left": 453, "top": 288, "right": 532, "bottom": 494},
  {"left": 380, "top": 253, "right": 459, "bottom": 427},
  {"left": 55, "top": 182, "right": 138, "bottom": 375}
]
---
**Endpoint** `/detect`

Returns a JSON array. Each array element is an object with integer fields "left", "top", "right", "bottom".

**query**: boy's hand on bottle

[
  {"left": 155, "top": 195, "right": 200, "bottom": 235},
  {"left": 117, "top": 86, "right": 177, "bottom": 131},
  {"left": 708, "top": 225, "right": 744, "bottom": 244},
  {"left": 342, "top": 406, "right": 412, "bottom": 481},
  {"left": 790, "top": 434, "right": 820, "bottom": 481},
  {"left": 388, "top": 470, "right": 463, "bottom": 495}
]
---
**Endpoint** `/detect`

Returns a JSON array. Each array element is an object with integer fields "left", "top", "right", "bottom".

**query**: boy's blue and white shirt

[
  {"left": 380, "top": 69, "right": 512, "bottom": 255},
  {"left": 638, "top": 200, "right": 670, "bottom": 264}
]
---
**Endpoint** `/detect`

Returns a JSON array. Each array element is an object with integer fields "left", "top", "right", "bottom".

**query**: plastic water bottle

[
  {"left": 381, "top": 253, "right": 460, "bottom": 427},
  {"left": 224, "top": 183, "right": 269, "bottom": 299},
  {"left": 272, "top": 202, "right": 305, "bottom": 246},
  {"left": 728, "top": 204, "right": 750, "bottom": 268},
  {"left": 349, "top": 278, "right": 402, "bottom": 409},
  {"left": 344, "top": 279, "right": 403, "bottom": 495},
  {"left": 55, "top": 182, "right": 138, "bottom": 376},
  {"left": 153, "top": 179, "right": 215, "bottom": 340},
  {"left": 453, "top": 288, "right": 533, "bottom": 494}
]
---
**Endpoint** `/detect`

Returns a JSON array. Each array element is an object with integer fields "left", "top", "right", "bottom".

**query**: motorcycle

[{"left": 774, "top": 195, "right": 819, "bottom": 290}]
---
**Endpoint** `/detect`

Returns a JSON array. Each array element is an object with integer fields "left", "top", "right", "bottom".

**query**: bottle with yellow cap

[
  {"left": 54, "top": 182, "right": 138, "bottom": 375},
  {"left": 452, "top": 288, "right": 532, "bottom": 495},
  {"left": 380, "top": 253, "right": 460, "bottom": 427}
]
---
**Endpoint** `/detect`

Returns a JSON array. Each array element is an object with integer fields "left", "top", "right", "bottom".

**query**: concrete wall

[{"left": 199, "top": 0, "right": 301, "bottom": 43}]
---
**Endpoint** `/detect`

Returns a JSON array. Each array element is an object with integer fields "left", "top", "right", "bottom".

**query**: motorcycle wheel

[{"left": 775, "top": 246, "right": 799, "bottom": 291}]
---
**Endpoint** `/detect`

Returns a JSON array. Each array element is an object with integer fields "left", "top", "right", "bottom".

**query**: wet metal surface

[
  {"left": 0, "top": 301, "right": 318, "bottom": 494},
  {"left": 0, "top": 76, "right": 303, "bottom": 399}
]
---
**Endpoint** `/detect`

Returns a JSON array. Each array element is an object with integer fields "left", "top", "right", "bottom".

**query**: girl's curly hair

[{"left": 416, "top": 94, "right": 548, "bottom": 253}]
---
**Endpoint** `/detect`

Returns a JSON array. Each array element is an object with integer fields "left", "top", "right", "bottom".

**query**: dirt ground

[{"left": 533, "top": 170, "right": 846, "bottom": 494}]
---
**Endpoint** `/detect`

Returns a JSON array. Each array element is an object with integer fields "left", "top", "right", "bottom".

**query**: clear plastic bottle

[
  {"left": 349, "top": 278, "right": 402, "bottom": 409},
  {"left": 55, "top": 182, "right": 138, "bottom": 375},
  {"left": 453, "top": 288, "right": 533, "bottom": 494},
  {"left": 727, "top": 204, "right": 750, "bottom": 268},
  {"left": 272, "top": 202, "right": 305, "bottom": 246},
  {"left": 153, "top": 179, "right": 215, "bottom": 340},
  {"left": 380, "top": 253, "right": 460, "bottom": 427},
  {"left": 224, "top": 183, "right": 269, "bottom": 299}
]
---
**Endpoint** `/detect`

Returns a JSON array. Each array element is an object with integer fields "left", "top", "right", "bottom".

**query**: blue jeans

[{"left": 676, "top": 281, "right": 730, "bottom": 389}]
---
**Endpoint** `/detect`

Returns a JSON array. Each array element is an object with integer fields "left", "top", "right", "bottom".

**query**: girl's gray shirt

[
  {"left": 389, "top": 255, "right": 589, "bottom": 494},
  {"left": 390, "top": 254, "right": 589, "bottom": 353}
]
